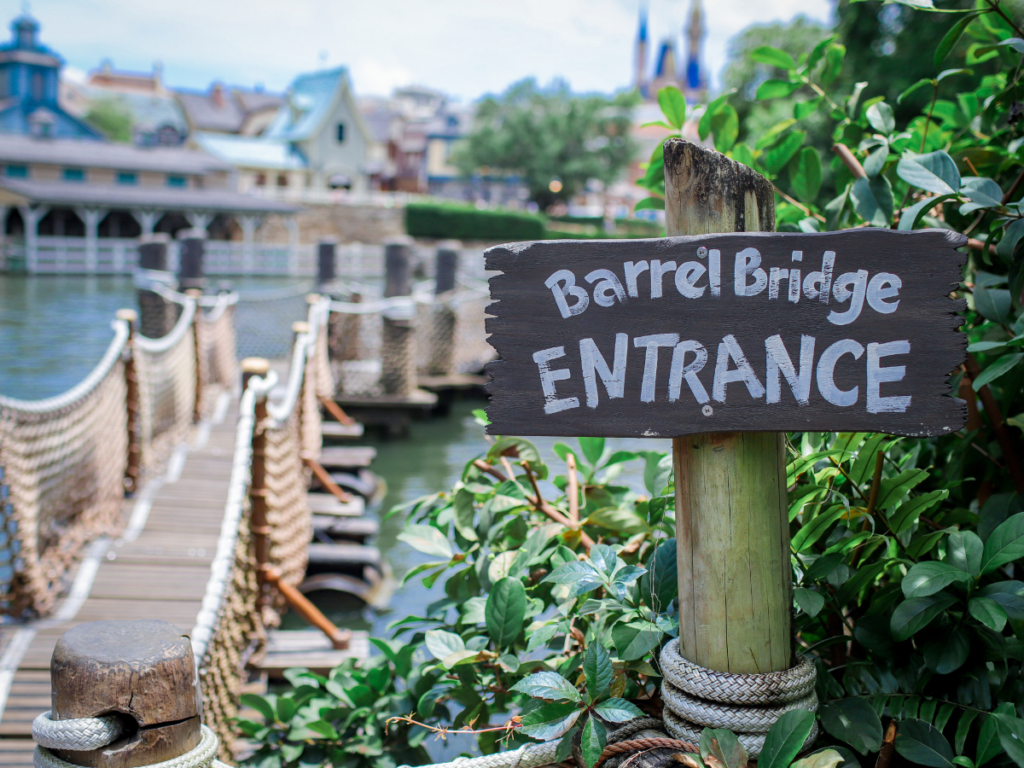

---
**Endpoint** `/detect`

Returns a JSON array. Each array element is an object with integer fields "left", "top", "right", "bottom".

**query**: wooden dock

[{"left": 0, "top": 392, "right": 239, "bottom": 758}]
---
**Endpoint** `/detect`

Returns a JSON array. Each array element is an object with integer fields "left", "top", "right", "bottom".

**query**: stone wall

[{"left": 255, "top": 203, "right": 405, "bottom": 245}]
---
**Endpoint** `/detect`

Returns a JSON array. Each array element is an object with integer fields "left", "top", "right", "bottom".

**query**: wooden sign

[{"left": 484, "top": 229, "right": 967, "bottom": 438}]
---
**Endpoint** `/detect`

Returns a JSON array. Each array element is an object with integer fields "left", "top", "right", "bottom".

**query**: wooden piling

[
  {"left": 116, "top": 309, "right": 141, "bottom": 496},
  {"left": 49, "top": 619, "right": 202, "bottom": 768},
  {"left": 428, "top": 241, "right": 460, "bottom": 376},
  {"left": 136, "top": 234, "right": 174, "bottom": 339},
  {"left": 185, "top": 289, "right": 203, "bottom": 422},
  {"left": 178, "top": 230, "right": 206, "bottom": 291},
  {"left": 381, "top": 237, "right": 416, "bottom": 395},
  {"left": 664, "top": 138, "right": 791, "bottom": 674},
  {"left": 317, "top": 238, "right": 337, "bottom": 287}
]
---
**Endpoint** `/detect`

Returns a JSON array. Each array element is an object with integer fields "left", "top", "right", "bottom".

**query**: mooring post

[
  {"left": 117, "top": 309, "right": 141, "bottom": 496},
  {"left": 48, "top": 619, "right": 203, "bottom": 768},
  {"left": 242, "top": 357, "right": 271, "bottom": 610},
  {"left": 185, "top": 289, "right": 204, "bottom": 422},
  {"left": 178, "top": 229, "right": 206, "bottom": 292},
  {"left": 317, "top": 237, "right": 336, "bottom": 289},
  {"left": 428, "top": 240, "right": 460, "bottom": 376},
  {"left": 136, "top": 234, "right": 175, "bottom": 338},
  {"left": 381, "top": 236, "right": 416, "bottom": 395},
  {"left": 663, "top": 138, "right": 791, "bottom": 674}
]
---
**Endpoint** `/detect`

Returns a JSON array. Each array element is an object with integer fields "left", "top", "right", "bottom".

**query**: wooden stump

[
  {"left": 664, "top": 139, "right": 791, "bottom": 674},
  {"left": 49, "top": 619, "right": 202, "bottom": 768}
]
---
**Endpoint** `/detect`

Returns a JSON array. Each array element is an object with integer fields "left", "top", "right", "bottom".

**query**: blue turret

[
  {"left": 634, "top": 3, "right": 649, "bottom": 96},
  {"left": 0, "top": 14, "right": 102, "bottom": 139}
]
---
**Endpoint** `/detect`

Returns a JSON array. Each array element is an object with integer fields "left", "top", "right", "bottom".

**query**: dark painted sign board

[{"left": 484, "top": 229, "right": 967, "bottom": 438}]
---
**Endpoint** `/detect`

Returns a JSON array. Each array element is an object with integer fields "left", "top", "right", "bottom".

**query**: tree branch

[
  {"left": 832, "top": 143, "right": 867, "bottom": 179},
  {"left": 965, "top": 354, "right": 1024, "bottom": 494}
]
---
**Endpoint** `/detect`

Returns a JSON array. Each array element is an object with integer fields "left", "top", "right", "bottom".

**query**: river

[{"left": 0, "top": 274, "right": 669, "bottom": 645}]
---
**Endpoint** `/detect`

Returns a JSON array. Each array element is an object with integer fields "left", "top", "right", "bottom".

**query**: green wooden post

[{"left": 664, "top": 138, "right": 791, "bottom": 675}]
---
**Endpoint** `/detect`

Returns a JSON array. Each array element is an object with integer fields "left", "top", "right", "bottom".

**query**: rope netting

[
  {"left": 233, "top": 284, "right": 312, "bottom": 360},
  {"left": 0, "top": 290, "right": 239, "bottom": 617},
  {"left": 191, "top": 298, "right": 333, "bottom": 756},
  {"left": 330, "top": 280, "right": 494, "bottom": 397}
]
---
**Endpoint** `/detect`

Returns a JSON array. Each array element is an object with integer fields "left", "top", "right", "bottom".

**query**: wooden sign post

[{"left": 485, "top": 139, "right": 966, "bottom": 677}]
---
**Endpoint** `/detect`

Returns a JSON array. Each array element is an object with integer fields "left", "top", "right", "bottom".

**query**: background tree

[
  {"left": 84, "top": 97, "right": 133, "bottom": 143},
  {"left": 451, "top": 78, "right": 637, "bottom": 209}
]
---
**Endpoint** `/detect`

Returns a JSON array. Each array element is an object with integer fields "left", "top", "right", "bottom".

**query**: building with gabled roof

[
  {"left": 0, "top": 14, "right": 101, "bottom": 140},
  {"left": 176, "top": 83, "right": 283, "bottom": 137},
  {"left": 193, "top": 66, "right": 374, "bottom": 196}
]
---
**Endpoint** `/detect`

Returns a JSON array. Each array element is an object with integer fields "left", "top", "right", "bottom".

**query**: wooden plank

[
  {"left": 307, "top": 493, "right": 364, "bottom": 517},
  {"left": 320, "top": 422, "right": 365, "bottom": 439},
  {"left": 0, "top": 738, "right": 36, "bottom": 766},
  {"left": 318, "top": 446, "right": 377, "bottom": 469},
  {"left": 255, "top": 630, "right": 370, "bottom": 678},
  {"left": 483, "top": 228, "right": 967, "bottom": 438},
  {"left": 334, "top": 390, "right": 437, "bottom": 409}
]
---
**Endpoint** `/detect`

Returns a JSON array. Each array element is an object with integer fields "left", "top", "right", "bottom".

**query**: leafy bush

[{"left": 405, "top": 202, "right": 546, "bottom": 241}]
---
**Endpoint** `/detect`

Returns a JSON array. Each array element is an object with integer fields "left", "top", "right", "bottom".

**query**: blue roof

[
  {"left": 192, "top": 132, "right": 307, "bottom": 170},
  {"left": 265, "top": 67, "right": 347, "bottom": 142}
]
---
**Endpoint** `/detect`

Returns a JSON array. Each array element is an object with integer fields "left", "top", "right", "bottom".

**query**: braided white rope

[
  {"left": 659, "top": 640, "right": 819, "bottom": 759},
  {"left": 32, "top": 711, "right": 124, "bottom": 751},
  {"left": 34, "top": 722, "right": 230, "bottom": 768},
  {"left": 136, "top": 298, "right": 196, "bottom": 354},
  {"left": 398, "top": 739, "right": 559, "bottom": 768}
]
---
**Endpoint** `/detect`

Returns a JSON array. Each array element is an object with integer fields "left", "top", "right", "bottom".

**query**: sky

[{"left": 13, "top": 0, "right": 833, "bottom": 102}]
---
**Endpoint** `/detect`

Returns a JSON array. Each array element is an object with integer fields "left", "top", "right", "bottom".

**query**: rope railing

[{"left": 0, "top": 289, "right": 239, "bottom": 618}]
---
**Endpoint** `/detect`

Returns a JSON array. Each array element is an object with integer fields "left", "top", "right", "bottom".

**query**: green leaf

[
  {"left": 793, "top": 504, "right": 849, "bottom": 552},
  {"left": 511, "top": 671, "right": 581, "bottom": 702},
  {"left": 593, "top": 698, "right": 645, "bottom": 723},
  {"left": 425, "top": 629, "right": 465, "bottom": 660},
  {"left": 751, "top": 45, "right": 798, "bottom": 70},
  {"left": 899, "top": 195, "right": 955, "bottom": 230},
  {"left": 790, "top": 147, "right": 822, "bottom": 203},
  {"left": 635, "top": 196, "right": 665, "bottom": 212},
  {"left": 921, "top": 627, "right": 970, "bottom": 674},
  {"left": 791, "top": 750, "right": 845, "bottom": 768},
  {"left": 657, "top": 86, "right": 687, "bottom": 130},
  {"left": 981, "top": 513, "right": 1024, "bottom": 574},
  {"left": 995, "top": 714, "right": 1024, "bottom": 768},
  {"left": 972, "top": 353, "right": 1023, "bottom": 391},
  {"left": 756, "top": 79, "right": 803, "bottom": 100},
  {"left": 486, "top": 577, "right": 527, "bottom": 649},
  {"left": 762, "top": 130, "right": 807, "bottom": 175},
  {"left": 876, "top": 469, "right": 929, "bottom": 510},
  {"left": 611, "top": 620, "right": 664, "bottom": 661},
  {"left": 977, "top": 711, "right": 1005, "bottom": 767},
  {"left": 889, "top": 490, "right": 947, "bottom": 534},
  {"left": 902, "top": 561, "right": 971, "bottom": 598},
  {"left": 585, "top": 507, "right": 651, "bottom": 535},
  {"left": 556, "top": 728, "right": 578, "bottom": 763},
  {"left": 240, "top": 693, "right": 277, "bottom": 722},
  {"left": 794, "top": 97, "right": 823, "bottom": 121},
  {"left": 579, "top": 437, "right": 606, "bottom": 467},
  {"left": 974, "top": 285, "right": 1013, "bottom": 325},
  {"left": 819, "top": 698, "right": 883, "bottom": 755},
  {"left": 794, "top": 587, "right": 826, "bottom": 617},
  {"left": 398, "top": 524, "right": 453, "bottom": 559},
  {"left": 641, "top": 538, "right": 678, "bottom": 610},
  {"left": 760, "top": 710, "right": 817, "bottom": 768},
  {"left": 978, "top": 581, "right": 1024, "bottom": 620},
  {"left": 866, "top": 102, "right": 895, "bottom": 134},
  {"left": 969, "top": 596, "right": 1009, "bottom": 631},
  {"left": 710, "top": 104, "right": 739, "bottom": 153},
  {"left": 956, "top": 711, "right": 980, "bottom": 755},
  {"left": 890, "top": 593, "right": 958, "bottom": 641},
  {"left": 698, "top": 89, "right": 736, "bottom": 141},
  {"left": 948, "top": 530, "right": 984, "bottom": 576},
  {"left": 581, "top": 717, "right": 608, "bottom": 768},
  {"left": 899, "top": 78, "right": 935, "bottom": 104},
  {"left": 896, "top": 719, "right": 955, "bottom": 768},
  {"left": 453, "top": 489, "right": 478, "bottom": 542},
  {"left": 519, "top": 701, "right": 582, "bottom": 740},
  {"left": 583, "top": 642, "right": 613, "bottom": 703},
  {"left": 702, "top": 728, "right": 748, "bottom": 768},
  {"left": 851, "top": 175, "right": 894, "bottom": 227},
  {"left": 934, "top": 13, "right": 980, "bottom": 69},
  {"left": 897, "top": 151, "right": 961, "bottom": 195}
]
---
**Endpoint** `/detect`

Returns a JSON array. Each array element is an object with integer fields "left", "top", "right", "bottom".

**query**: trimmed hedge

[{"left": 405, "top": 202, "right": 546, "bottom": 241}]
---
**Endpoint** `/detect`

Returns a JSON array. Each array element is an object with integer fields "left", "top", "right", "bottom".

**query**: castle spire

[
  {"left": 634, "top": 2, "right": 649, "bottom": 96},
  {"left": 684, "top": 0, "right": 706, "bottom": 97}
]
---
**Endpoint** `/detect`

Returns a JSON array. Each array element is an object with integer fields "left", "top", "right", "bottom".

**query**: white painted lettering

[
  {"left": 545, "top": 269, "right": 589, "bottom": 319},
  {"left": 765, "top": 334, "right": 815, "bottom": 406},
  {"left": 674, "top": 261, "right": 707, "bottom": 299},
  {"left": 586, "top": 269, "right": 627, "bottom": 307},
  {"left": 713, "top": 334, "right": 765, "bottom": 402},
  {"left": 768, "top": 267, "right": 786, "bottom": 300},
  {"left": 624, "top": 260, "right": 649, "bottom": 299},
  {"left": 788, "top": 269, "right": 801, "bottom": 303},
  {"left": 734, "top": 248, "right": 768, "bottom": 297},
  {"left": 828, "top": 270, "right": 869, "bottom": 326},
  {"left": 802, "top": 251, "right": 836, "bottom": 303},
  {"left": 816, "top": 339, "right": 863, "bottom": 407},
  {"left": 532, "top": 346, "right": 580, "bottom": 414},
  {"left": 650, "top": 260, "right": 677, "bottom": 299},
  {"left": 709, "top": 249, "right": 721, "bottom": 297},
  {"left": 867, "top": 340, "right": 911, "bottom": 413},
  {"left": 867, "top": 273, "right": 901, "bottom": 314},
  {"left": 668, "top": 341, "right": 710, "bottom": 403},
  {"left": 634, "top": 333, "right": 679, "bottom": 403},
  {"left": 580, "top": 334, "right": 628, "bottom": 408}
]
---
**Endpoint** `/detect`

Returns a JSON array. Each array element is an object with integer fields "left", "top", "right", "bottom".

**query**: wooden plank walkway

[{"left": 0, "top": 391, "right": 238, "bottom": 760}]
